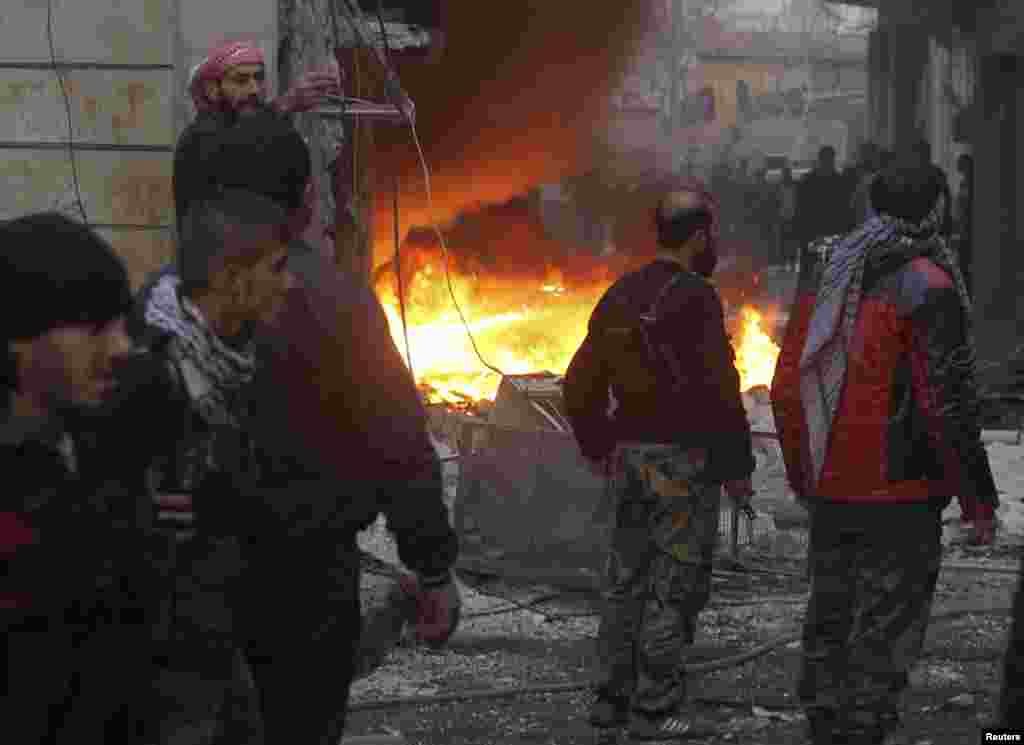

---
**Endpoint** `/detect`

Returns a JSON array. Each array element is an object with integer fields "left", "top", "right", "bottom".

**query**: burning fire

[
  {"left": 378, "top": 262, "right": 780, "bottom": 403},
  {"left": 378, "top": 261, "right": 608, "bottom": 403},
  {"left": 732, "top": 306, "right": 781, "bottom": 393}
]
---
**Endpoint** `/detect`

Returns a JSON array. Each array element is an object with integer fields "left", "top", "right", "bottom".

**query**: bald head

[{"left": 655, "top": 190, "right": 712, "bottom": 251}]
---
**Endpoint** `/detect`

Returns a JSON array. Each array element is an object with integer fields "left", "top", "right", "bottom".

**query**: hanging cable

[
  {"left": 375, "top": 0, "right": 392, "bottom": 65},
  {"left": 376, "top": 0, "right": 414, "bottom": 381},
  {"left": 393, "top": 173, "right": 414, "bottom": 378},
  {"left": 45, "top": 0, "right": 88, "bottom": 225},
  {"left": 335, "top": 0, "right": 505, "bottom": 379}
]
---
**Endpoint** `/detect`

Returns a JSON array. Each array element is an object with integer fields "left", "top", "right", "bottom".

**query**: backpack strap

[{"left": 637, "top": 271, "right": 691, "bottom": 395}]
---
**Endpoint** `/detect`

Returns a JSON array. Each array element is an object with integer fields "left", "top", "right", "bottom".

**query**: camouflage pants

[
  {"left": 799, "top": 503, "right": 942, "bottom": 743},
  {"left": 595, "top": 442, "right": 721, "bottom": 718}
]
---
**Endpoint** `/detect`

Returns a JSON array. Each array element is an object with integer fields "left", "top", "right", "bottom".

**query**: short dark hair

[
  {"left": 203, "top": 109, "right": 312, "bottom": 211},
  {"left": 818, "top": 145, "right": 836, "bottom": 162},
  {"left": 870, "top": 164, "right": 944, "bottom": 223},
  {"left": 655, "top": 191, "right": 713, "bottom": 250},
  {"left": 1, "top": 212, "right": 132, "bottom": 390},
  {"left": 178, "top": 189, "right": 290, "bottom": 296}
]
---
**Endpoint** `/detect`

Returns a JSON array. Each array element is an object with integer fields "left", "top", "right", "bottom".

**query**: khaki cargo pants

[{"left": 595, "top": 442, "right": 721, "bottom": 718}]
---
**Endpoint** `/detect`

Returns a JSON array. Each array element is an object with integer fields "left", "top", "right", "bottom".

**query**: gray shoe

[{"left": 627, "top": 711, "right": 702, "bottom": 741}]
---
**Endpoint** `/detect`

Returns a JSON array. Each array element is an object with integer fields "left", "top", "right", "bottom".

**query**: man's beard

[
  {"left": 236, "top": 97, "right": 271, "bottom": 117},
  {"left": 216, "top": 97, "right": 271, "bottom": 121}
]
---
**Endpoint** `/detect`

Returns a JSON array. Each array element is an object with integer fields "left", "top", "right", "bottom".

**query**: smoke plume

[{"left": 367, "top": 0, "right": 658, "bottom": 268}]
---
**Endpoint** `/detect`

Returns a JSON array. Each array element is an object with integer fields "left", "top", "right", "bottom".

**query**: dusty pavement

[
  {"left": 345, "top": 432, "right": 1023, "bottom": 744},
  {"left": 349, "top": 515, "right": 1019, "bottom": 744}
]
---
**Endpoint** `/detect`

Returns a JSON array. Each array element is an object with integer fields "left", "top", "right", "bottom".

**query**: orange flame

[
  {"left": 378, "top": 264, "right": 780, "bottom": 403},
  {"left": 733, "top": 306, "right": 781, "bottom": 392}
]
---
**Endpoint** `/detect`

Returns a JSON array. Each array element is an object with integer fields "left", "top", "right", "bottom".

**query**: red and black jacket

[{"left": 770, "top": 240, "right": 998, "bottom": 518}]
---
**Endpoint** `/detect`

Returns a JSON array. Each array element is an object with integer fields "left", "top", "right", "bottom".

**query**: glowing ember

[
  {"left": 378, "top": 263, "right": 779, "bottom": 403},
  {"left": 733, "top": 306, "right": 781, "bottom": 392}
]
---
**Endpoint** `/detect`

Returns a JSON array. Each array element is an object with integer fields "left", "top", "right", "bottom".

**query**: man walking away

[
  {"left": 1, "top": 213, "right": 173, "bottom": 744},
  {"left": 794, "top": 145, "right": 851, "bottom": 269},
  {"left": 563, "top": 188, "right": 756, "bottom": 741},
  {"left": 909, "top": 139, "right": 953, "bottom": 239},
  {"left": 770, "top": 163, "right": 998, "bottom": 745},
  {"left": 849, "top": 142, "right": 882, "bottom": 226},
  {"left": 778, "top": 164, "right": 799, "bottom": 270}
]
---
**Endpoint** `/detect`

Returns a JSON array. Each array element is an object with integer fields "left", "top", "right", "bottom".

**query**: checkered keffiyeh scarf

[
  {"left": 798, "top": 192, "right": 974, "bottom": 491},
  {"left": 144, "top": 273, "right": 257, "bottom": 429}
]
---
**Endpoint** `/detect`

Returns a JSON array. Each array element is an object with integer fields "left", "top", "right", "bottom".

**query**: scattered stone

[{"left": 946, "top": 693, "right": 975, "bottom": 709}]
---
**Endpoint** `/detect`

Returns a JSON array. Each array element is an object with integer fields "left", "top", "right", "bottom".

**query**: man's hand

[
  {"left": 399, "top": 574, "right": 462, "bottom": 648},
  {"left": 584, "top": 456, "right": 613, "bottom": 479},
  {"left": 278, "top": 64, "right": 342, "bottom": 113},
  {"left": 966, "top": 515, "right": 997, "bottom": 546},
  {"left": 724, "top": 478, "right": 755, "bottom": 508}
]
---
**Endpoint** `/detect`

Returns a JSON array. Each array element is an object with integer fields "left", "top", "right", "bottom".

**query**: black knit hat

[
  {"left": 203, "top": 109, "right": 312, "bottom": 211},
  {"left": 0, "top": 212, "right": 133, "bottom": 342}
]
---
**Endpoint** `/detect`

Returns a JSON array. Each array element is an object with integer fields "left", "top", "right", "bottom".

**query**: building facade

[{"left": 844, "top": 0, "right": 1024, "bottom": 376}]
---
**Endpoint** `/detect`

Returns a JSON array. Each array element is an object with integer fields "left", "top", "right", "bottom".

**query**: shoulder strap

[{"left": 643, "top": 271, "right": 690, "bottom": 322}]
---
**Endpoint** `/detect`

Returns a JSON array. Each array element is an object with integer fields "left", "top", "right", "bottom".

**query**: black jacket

[
  {"left": 563, "top": 259, "right": 755, "bottom": 483},
  {"left": 250, "top": 253, "right": 458, "bottom": 581},
  {"left": 1, "top": 421, "right": 174, "bottom": 743}
]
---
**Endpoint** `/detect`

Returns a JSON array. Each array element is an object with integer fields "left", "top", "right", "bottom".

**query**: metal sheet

[
  {"left": 0, "top": 69, "right": 175, "bottom": 145},
  {"left": 0, "top": 0, "right": 174, "bottom": 66},
  {"left": 0, "top": 149, "right": 173, "bottom": 227}
]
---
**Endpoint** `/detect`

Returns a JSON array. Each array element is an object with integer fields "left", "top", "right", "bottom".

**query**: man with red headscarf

[
  {"left": 174, "top": 40, "right": 340, "bottom": 243},
  {"left": 188, "top": 39, "right": 340, "bottom": 118}
]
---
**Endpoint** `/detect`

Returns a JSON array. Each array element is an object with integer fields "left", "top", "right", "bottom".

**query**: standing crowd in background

[{"left": 703, "top": 140, "right": 975, "bottom": 293}]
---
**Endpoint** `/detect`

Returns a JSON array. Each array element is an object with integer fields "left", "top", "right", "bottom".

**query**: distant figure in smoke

[
  {"left": 777, "top": 164, "right": 799, "bottom": 270},
  {"left": 794, "top": 145, "right": 851, "bottom": 270},
  {"left": 563, "top": 188, "right": 755, "bottom": 740},
  {"left": 848, "top": 141, "right": 882, "bottom": 226},
  {"left": 908, "top": 138, "right": 953, "bottom": 239},
  {"left": 771, "top": 163, "right": 997, "bottom": 744}
]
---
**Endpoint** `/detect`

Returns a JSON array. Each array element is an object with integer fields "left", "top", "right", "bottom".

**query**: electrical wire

[
  {"left": 335, "top": 0, "right": 505, "bottom": 379},
  {"left": 394, "top": 175, "right": 414, "bottom": 378},
  {"left": 45, "top": 0, "right": 88, "bottom": 225},
  {"left": 375, "top": 0, "right": 415, "bottom": 380}
]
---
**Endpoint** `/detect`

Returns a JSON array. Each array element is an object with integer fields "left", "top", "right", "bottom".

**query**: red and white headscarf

[{"left": 188, "top": 40, "right": 266, "bottom": 112}]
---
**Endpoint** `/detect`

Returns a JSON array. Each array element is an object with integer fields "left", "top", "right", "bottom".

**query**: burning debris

[{"left": 373, "top": 192, "right": 782, "bottom": 409}]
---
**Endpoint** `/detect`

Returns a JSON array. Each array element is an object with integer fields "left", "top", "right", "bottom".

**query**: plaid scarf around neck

[
  {"left": 144, "top": 273, "right": 256, "bottom": 429},
  {"left": 798, "top": 193, "right": 974, "bottom": 492}
]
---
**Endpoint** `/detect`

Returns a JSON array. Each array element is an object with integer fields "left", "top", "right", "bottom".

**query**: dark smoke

[
  {"left": 373, "top": 193, "right": 655, "bottom": 309},
  {"left": 368, "top": 0, "right": 659, "bottom": 268}
]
